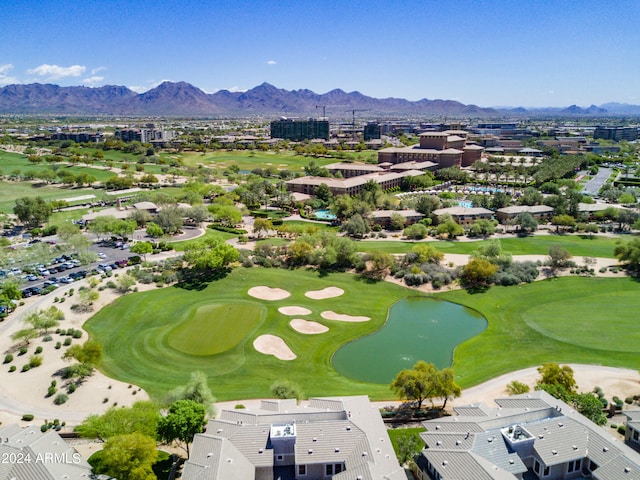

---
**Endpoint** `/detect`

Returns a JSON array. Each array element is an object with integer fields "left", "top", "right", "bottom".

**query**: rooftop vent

[
  {"left": 217, "top": 429, "right": 223, "bottom": 433},
  {"left": 455, "top": 440, "right": 461, "bottom": 446},
  {"left": 625, "top": 467, "right": 631, "bottom": 473},
  {"left": 362, "top": 451, "right": 368, "bottom": 457},
  {"left": 436, "top": 441, "right": 441, "bottom": 446},
  {"left": 539, "top": 434, "right": 544, "bottom": 439},
  {"left": 207, "top": 453, "right": 213, "bottom": 458},
  {"left": 572, "top": 445, "right": 578, "bottom": 450},
  {"left": 558, "top": 422, "right": 564, "bottom": 427},
  {"left": 442, "top": 460, "right": 448, "bottom": 466},
  {"left": 259, "top": 449, "right": 264, "bottom": 454},
  {"left": 308, "top": 449, "right": 313, "bottom": 454},
  {"left": 335, "top": 448, "right": 340, "bottom": 453},
  {"left": 552, "top": 450, "right": 558, "bottom": 456},
  {"left": 346, "top": 426, "right": 351, "bottom": 431},
  {"left": 603, "top": 447, "right": 609, "bottom": 452},
  {"left": 509, "top": 459, "right": 515, "bottom": 465},
  {"left": 435, "top": 425, "right": 440, "bottom": 430},
  {"left": 312, "top": 437, "right": 317, "bottom": 442}
]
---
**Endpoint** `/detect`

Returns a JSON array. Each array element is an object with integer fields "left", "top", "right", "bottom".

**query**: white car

[{"left": 97, "top": 252, "right": 107, "bottom": 259}]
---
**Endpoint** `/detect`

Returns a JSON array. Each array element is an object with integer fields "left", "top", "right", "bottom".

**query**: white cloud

[
  {"left": 91, "top": 66, "right": 107, "bottom": 75},
  {"left": 83, "top": 76, "right": 105, "bottom": 86},
  {"left": 266, "top": 60, "right": 277, "bottom": 65},
  {"left": 0, "top": 64, "right": 19, "bottom": 85},
  {"left": 209, "top": 86, "right": 247, "bottom": 93},
  {"left": 27, "top": 64, "right": 86, "bottom": 79}
]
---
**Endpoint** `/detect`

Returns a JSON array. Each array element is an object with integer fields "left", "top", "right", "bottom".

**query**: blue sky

[{"left": 1, "top": 0, "right": 638, "bottom": 107}]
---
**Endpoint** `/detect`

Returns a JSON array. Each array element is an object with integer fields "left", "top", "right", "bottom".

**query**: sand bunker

[
  {"left": 321, "top": 311, "right": 370, "bottom": 322},
  {"left": 290, "top": 319, "right": 329, "bottom": 334},
  {"left": 253, "top": 335, "right": 297, "bottom": 360},
  {"left": 279, "top": 306, "right": 312, "bottom": 316},
  {"left": 248, "top": 286, "right": 291, "bottom": 301},
  {"left": 305, "top": 287, "right": 344, "bottom": 300}
]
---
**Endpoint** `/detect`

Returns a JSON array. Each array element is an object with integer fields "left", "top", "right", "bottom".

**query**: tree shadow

[
  {"left": 462, "top": 283, "right": 491, "bottom": 294},
  {"left": 176, "top": 268, "right": 230, "bottom": 291}
]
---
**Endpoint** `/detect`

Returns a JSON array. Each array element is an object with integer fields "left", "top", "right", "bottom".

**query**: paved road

[{"left": 582, "top": 167, "right": 612, "bottom": 196}]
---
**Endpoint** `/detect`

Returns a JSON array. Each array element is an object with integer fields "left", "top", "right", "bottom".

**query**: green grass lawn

[
  {"left": 178, "top": 151, "right": 337, "bottom": 171},
  {"left": 168, "top": 303, "right": 266, "bottom": 355},
  {"left": 86, "top": 267, "right": 640, "bottom": 402},
  {"left": 0, "top": 181, "right": 97, "bottom": 213},
  {"left": 439, "top": 276, "right": 640, "bottom": 388},
  {"left": 85, "top": 268, "right": 420, "bottom": 401},
  {"left": 360, "top": 234, "right": 622, "bottom": 258},
  {"left": 388, "top": 427, "right": 426, "bottom": 458}
]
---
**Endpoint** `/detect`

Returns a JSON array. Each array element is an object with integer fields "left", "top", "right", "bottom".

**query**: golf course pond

[{"left": 332, "top": 297, "right": 487, "bottom": 384}]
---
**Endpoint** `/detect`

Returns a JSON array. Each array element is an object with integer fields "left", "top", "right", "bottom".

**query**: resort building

[
  {"left": 369, "top": 209, "right": 424, "bottom": 229},
  {"left": 0, "top": 424, "right": 93, "bottom": 479},
  {"left": 432, "top": 206, "right": 494, "bottom": 225},
  {"left": 285, "top": 170, "right": 424, "bottom": 197},
  {"left": 495, "top": 205, "right": 555, "bottom": 224},
  {"left": 416, "top": 391, "right": 640, "bottom": 480},
  {"left": 625, "top": 410, "right": 640, "bottom": 450},
  {"left": 181, "top": 396, "right": 405, "bottom": 480},
  {"left": 377, "top": 131, "right": 484, "bottom": 169}
]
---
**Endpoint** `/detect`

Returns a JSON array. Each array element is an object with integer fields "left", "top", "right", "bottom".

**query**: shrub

[
  {"left": 55, "top": 342, "right": 61, "bottom": 349},
  {"left": 234, "top": 404, "right": 245, "bottom": 409},
  {"left": 610, "top": 424, "right": 617, "bottom": 429},
  {"left": 51, "top": 380, "right": 56, "bottom": 387},
  {"left": 3, "top": 354, "right": 13, "bottom": 364},
  {"left": 42, "top": 335, "right": 52, "bottom": 342},
  {"left": 625, "top": 397, "right": 633, "bottom": 405},
  {"left": 63, "top": 338, "right": 72, "bottom": 346},
  {"left": 9, "top": 366, "right": 16, "bottom": 372},
  {"left": 29, "top": 355, "right": 43, "bottom": 368},
  {"left": 71, "top": 330, "right": 82, "bottom": 339},
  {"left": 53, "top": 394, "right": 68, "bottom": 405},
  {"left": 21, "top": 364, "right": 31, "bottom": 372},
  {"left": 40, "top": 424, "right": 49, "bottom": 432},
  {"left": 68, "top": 383, "right": 76, "bottom": 394},
  {"left": 46, "top": 386, "right": 57, "bottom": 397},
  {"left": 618, "top": 425, "right": 626, "bottom": 435},
  {"left": 21, "top": 414, "right": 34, "bottom": 421},
  {"left": 34, "top": 346, "right": 43, "bottom": 354},
  {"left": 19, "top": 347, "right": 28, "bottom": 356}
]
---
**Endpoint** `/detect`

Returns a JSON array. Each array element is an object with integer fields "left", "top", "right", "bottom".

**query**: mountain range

[{"left": 0, "top": 81, "right": 638, "bottom": 117}]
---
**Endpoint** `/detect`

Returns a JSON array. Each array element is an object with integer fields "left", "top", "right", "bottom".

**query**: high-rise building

[
  {"left": 270, "top": 118, "right": 329, "bottom": 141},
  {"left": 594, "top": 126, "right": 638, "bottom": 142},
  {"left": 363, "top": 122, "right": 381, "bottom": 140}
]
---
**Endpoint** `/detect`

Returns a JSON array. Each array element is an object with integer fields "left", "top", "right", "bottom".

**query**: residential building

[
  {"left": 625, "top": 410, "right": 640, "bottom": 449},
  {"left": 181, "top": 396, "right": 405, "bottom": 480},
  {"left": 432, "top": 206, "right": 494, "bottom": 225},
  {"left": 0, "top": 424, "right": 93, "bottom": 479},
  {"left": 416, "top": 391, "right": 640, "bottom": 480},
  {"left": 270, "top": 119, "right": 330, "bottom": 141},
  {"left": 325, "top": 162, "right": 384, "bottom": 178}
]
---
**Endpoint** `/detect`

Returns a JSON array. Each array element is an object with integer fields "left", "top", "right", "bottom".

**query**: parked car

[
  {"left": 97, "top": 252, "right": 107, "bottom": 259},
  {"left": 43, "top": 280, "right": 59, "bottom": 288},
  {"left": 98, "top": 263, "right": 112, "bottom": 272},
  {"left": 25, "top": 274, "right": 38, "bottom": 281},
  {"left": 21, "top": 289, "right": 32, "bottom": 298},
  {"left": 59, "top": 276, "right": 73, "bottom": 284},
  {"left": 30, "top": 286, "right": 43, "bottom": 295}
]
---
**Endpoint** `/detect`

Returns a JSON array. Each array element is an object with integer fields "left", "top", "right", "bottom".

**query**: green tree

[
  {"left": 506, "top": 381, "right": 530, "bottom": 395},
  {"left": 13, "top": 196, "right": 53, "bottom": 227},
  {"left": 614, "top": 237, "right": 640, "bottom": 273},
  {"left": 314, "top": 183, "right": 333, "bottom": 204},
  {"left": 183, "top": 238, "right": 239, "bottom": 273},
  {"left": 163, "top": 371, "right": 216, "bottom": 415},
  {"left": 460, "top": 258, "right": 498, "bottom": 288},
  {"left": 114, "top": 273, "right": 137, "bottom": 293},
  {"left": 551, "top": 214, "right": 576, "bottom": 233},
  {"left": 536, "top": 363, "right": 577, "bottom": 394},
  {"left": 388, "top": 212, "right": 407, "bottom": 231},
  {"left": 76, "top": 401, "right": 160, "bottom": 441},
  {"left": 390, "top": 361, "right": 460, "bottom": 410},
  {"left": 25, "top": 306, "right": 64, "bottom": 334},
  {"left": 56, "top": 223, "right": 82, "bottom": 243},
  {"left": 515, "top": 212, "right": 538, "bottom": 234},
  {"left": 435, "top": 219, "right": 464, "bottom": 239},
  {"left": 364, "top": 250, "right": 394, "bottom": 280},
  {"left": 95, "top": 432, "right": 158, "bottom": 480},
  {"left": 156, "top": 206, "right": 184, "bottom": 234},
  {"left": 210, "top": 204, "right": 242, "bottom": 227},
  {"left": 548, "top": 245, "right": 572, "bottom": 269},
  {"left": 403, "top": 223, "right": 428, "bottom": 239},
  {"left": 63, "top": 339, "right": 103, "bottom": 376},
  {"left": 572, "top": 393, "right": 607, "bottom": 426},
  {"left": 130, "top": 241, "right": 153, "bottom": 260},
  {"left": 271, "top": 379, "right": 303, "bottom": 401},
  {"left": 145, "top": 222, "right": 164, "bottom": 238},
  {"left": 468, "top": 219, "right": 496, "bottom": 237},
  {"left": 157, "top": 400, "right": 206, "bottom": 456},
  {"left": 395, "top": 431, "right": 423, "bottom": 466},
  {"left": 342, "top": 213, "right": 369, "bottom": 238},
  {"left": 411, "top": 244, "right": 443, "bottom": 264},
  {"left": 253, "top": 218, "right": 274, "bottom": 238},
  {"left": 414, "top": 195, "right": 441, "bottom": 216},
  {"left": 11, "top": 327, "right": 38, "bottom": 346}
]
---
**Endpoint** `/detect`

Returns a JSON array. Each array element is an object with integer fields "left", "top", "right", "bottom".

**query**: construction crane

[
  {"left": 346, "top": 109, "right": 370, "bottom": 141},
  {"left": 315, "top": 104, "right": 347, "bottom": 120}
]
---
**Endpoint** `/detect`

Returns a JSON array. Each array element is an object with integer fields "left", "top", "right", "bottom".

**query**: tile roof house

[
  {"left": 0, "top": 424, "right": 93, "bottom": 480},
  {"left": 181, "top": 396, "right": 405, "bottom": 480},
  {"left": 416, "top": 391, "right": 640, "bottom": 480}
]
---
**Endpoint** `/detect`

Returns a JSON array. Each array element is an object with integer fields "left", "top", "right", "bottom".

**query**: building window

[
  {"left": 325, "top": 464, "right": 333, "bottom": 476},
  {"left": 534, "top": 460, "right": 540, "bottom": 474},
  {"left": 567, "top": 459, "right": 581, "bottom": 473},
  {"left": 634, "top": 430, "right": 639, "bottom": 441},
  {"left": 277, "top": 455, "right": 283, "bottom": 461},
  {"left": 335, "top": 463, "right": 343, "bottom": 473},
  {"left": 298, "top": 464, "right": 306, "bottom": 476},
  {"left": 543, "top": 466, "right": 550, "bottom": 476}
]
